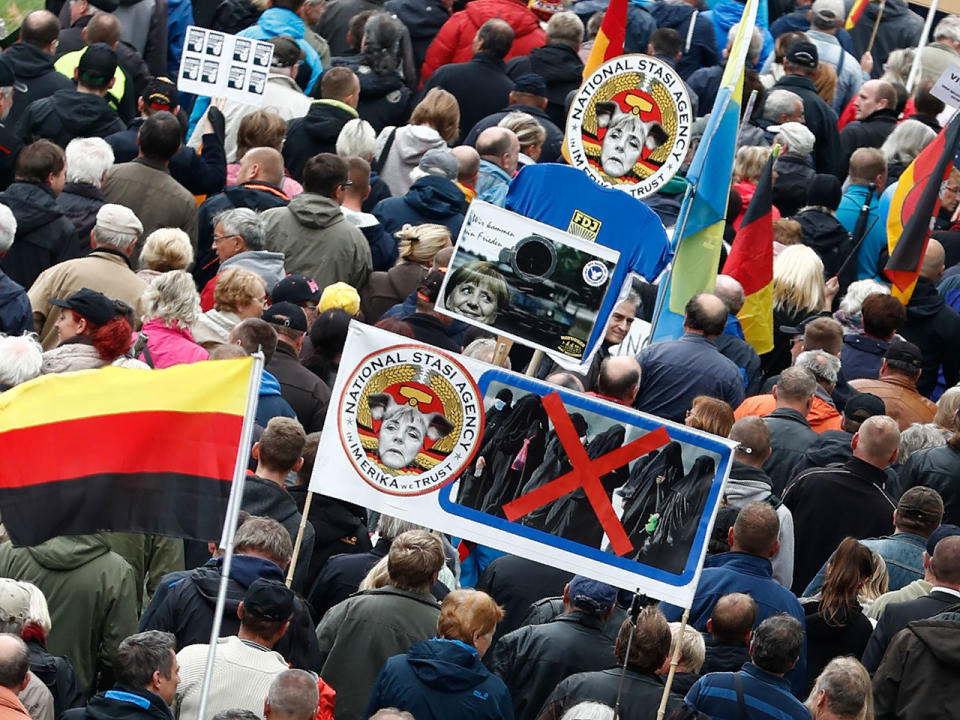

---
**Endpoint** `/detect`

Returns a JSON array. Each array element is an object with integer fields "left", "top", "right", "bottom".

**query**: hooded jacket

[
  {"left": 724, "top": 461, "right": 795, "bottom": 588},
  {"left": 63, "top": 685, "right": 172, "bottom": 720},
  {"left": 0, "top": 535, "right": 138, "bottom": 696},
  {"left": 283, "top": 100, "right": 359, "bottom": 182},
  {"left": 341, "top": 206, "right": 397, "bottom": 272},
  {"left": 0, "top": 182, "right": 80, "bottom": 289},
  {"left": 262, "top": 192, "right": 373, "bottom": 291},
  {"left": 139, "top": 553, "right": 323, "bottom": 671},
  {"left": 18, "top": 89, "right": 126, "bottom": 148},
  {"left": 199, "top": 250, "right": 287, "bottom": 311},
  {"left": 771, "top": 153, "right": 816, "bottom": 218},
  {"left": 704, "top": 0, "right": 773, "bottom": 66},
  {"left": 850, "top": 0, "right": 923, "bottom": 78},
  {"left": 191, "top": 309, "right": 241, "bottom": 347},
  {"left": 900, "top": 276, "right": 960, "bottom": 396},
  {"left": 365, "top": 639, "right": 513, "bottom": 720},
  {"left": 40, "top": 339, "right": 149, "bottom": 374},
  {"left": 373, "top": 175, "right": 465, "bottom": 238},
  {"left": 3, "top": 43, "right": 75, "bottom": 128},
  {"left": 419, "top": 0, "right": 546, "bottom": 84},
  {"left": 58, "top": 182, "right": 107, "bottom": 246},
  {"left": 138, "top": 319, "right": 208, "bottom": 369},
  {"left": 647, "top": 1, "right": 720, "bottom": 80},
  {"left": 0, "top": 271, "right": 32, "bottom": 337},
  {"left": 795, "top": 207, "right": 856, "bottom": 290},
  {"left": 873, "top": 611, "right": 960, "bottom": 720},
  {"left": 505, "top": 44, "right": 585, "bottom": 128},
  {"left": 476, "top": 160, "right": 511, "bottom": 207},
  {"left": 841, "top": 333, "right": 888, "bottom": 381},
  {"left": 385, "top": 0, "right": 451, "bottom": 72},
  {"left": 375, "top": 124, "right": 449, "bottom": 197},
  {"left": 328, "top": 57, "right": 412, "bottom": 134}
]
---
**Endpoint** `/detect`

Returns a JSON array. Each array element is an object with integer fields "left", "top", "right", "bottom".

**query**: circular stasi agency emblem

[
  {"left": 338, "top": 345, "right": 484, "bottom": 495},
  {"left": 566, "top": 54, "right": 693, "bottom": 199}
]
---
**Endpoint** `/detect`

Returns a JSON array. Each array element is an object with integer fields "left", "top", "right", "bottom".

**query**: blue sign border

[{"left": 437, "top": 368, "right": 733, "bottom": 586}]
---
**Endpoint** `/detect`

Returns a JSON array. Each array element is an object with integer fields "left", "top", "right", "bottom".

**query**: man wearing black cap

[
  {"left": 792, "top": 391, "right": 889, "bottom": 474},
  {"left": 3, "top": 11, "right": 74, "bottom": 128},
  {"left": 418, "top": 19, "right": 516, "bottom": 141},
  {"left": 463, "top": 73, "right": 564, "bottom": 163},
  {"left": 0, "top": 59, "right": 26, "bottom": 192},
  {"left": 766, "top": 40, "right": 842, "bottom": 177},
  {"left": 850, "top": 339, "right": 937, "bottom": 431},
  {"left": 18, "top": 43, "right": 125, "bottom": 148},
  {"left": 489, "top": 576, "right": 617, "bottom": 720},
  {"left": 174, "top": 579, "right": 293, "bottom": 720},
  {"left": 105, "top": 77, "right": 228, "bottom": 197},
  {"left": 263, "top": 302, "right": 331, "bottom": 433}
]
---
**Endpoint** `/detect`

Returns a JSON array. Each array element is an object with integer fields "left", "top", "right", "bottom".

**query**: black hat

[
  {"left": 49, "top": 288, "right": 119, "bottom": 325},
  {"left": 142, "top": 77, "right": 178, "bottom": 112},
  {"left": 271, "top": 274, "right": 320, "bottom": 304},
  {"left": 778, "top": 314, "right": 822, "bottom": 336},
  {"left": 0, "top": 57, "right": 26, "bottom": 93},
  {"left": 843, "top": 392, "right": 885, "bottom": 422},
  {"left": 263, "top": 301, "right": 308, "bottom": 332},
  {"left": 78, "top": 43, "right": 118, "bottom": 85},
  {"left": 513, "top": 73, "right": 547, "bottom": 96},
  {"left": 269, "top": 36, "right": 305, "bottom": 68},
  {"left": 806, "top": 173, "right": 842, "bottom": 210},
  {"left": 243, "top": 578, "right": 295, "bottom": 621},
  {"left": 884, "top": 338, "right": 922, "bottom": 370},
  {"left": 786, "top": 40, "right": 818, "bottom": 69},
  {"left": 417, "top": 269, "right": 446, "bottom": 304}
]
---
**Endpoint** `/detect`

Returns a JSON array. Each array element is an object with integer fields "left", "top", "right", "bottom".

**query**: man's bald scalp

[{"left": 730, "top": 416, "right": 771, "bottom": 458}]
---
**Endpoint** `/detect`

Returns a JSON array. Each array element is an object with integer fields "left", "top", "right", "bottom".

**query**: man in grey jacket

[
  {"left": 261, "top": 153, "right": 372, "bottom": 293},
  {"left": 315, "top": 529, "right": 444, "bottom": 720}
]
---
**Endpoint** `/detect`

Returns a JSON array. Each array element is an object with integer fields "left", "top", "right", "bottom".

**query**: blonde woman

[
  {"left": 498, "top": 111, "right": 547, "bottom": 165},
  {"left": 192, "top": 266, "right": 266, "bottom": 348},
  {"left": 359, "top": 223, "right": 452, "bottom": 322},
  {"left": 763, "top": 244, "right": 838, "bottom": 376},
  {"left": 732, "top": 145, "right": 780, "bottom": 229},
  {"left": 375, "top": 88, "right": 460, "bottom": 196},
  {"left": 138, "top": 270, "right": 209, "bottom": 367},
  {"left": 137, "top": 228, "right": 195, "bottom": 283},
  {"left": 935, "top": 387, "right": 960, "bottom": 432}
]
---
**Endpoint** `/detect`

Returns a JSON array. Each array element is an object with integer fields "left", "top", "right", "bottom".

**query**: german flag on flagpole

[
  {"left": 583, "top": 0, "right": 628, "bottom": 78},
  {"left": 885, "top": 112, "right": 960, "bottom": 304},
  {"left": 844, "top": 0, "right": 871, "bottom": 30},
  {"left": 723, "top": 149, "right": 776, "bottom": 355},
  {"left": 0, "top": 358, "right": 258, "bottom": 547}
]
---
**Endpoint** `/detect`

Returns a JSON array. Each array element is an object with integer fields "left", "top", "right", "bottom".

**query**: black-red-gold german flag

[{"left": 0, "top": 358, "right": 256, "bottom": 546}]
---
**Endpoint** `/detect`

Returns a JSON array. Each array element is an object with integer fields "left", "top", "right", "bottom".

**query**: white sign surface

[{"left": 178, "top": 26, "right": 273, "bottom": 106}]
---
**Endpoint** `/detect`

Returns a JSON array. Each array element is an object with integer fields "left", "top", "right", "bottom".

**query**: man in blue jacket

[{"left": 662, "top": 501, "right": 807, "bottom": 697}]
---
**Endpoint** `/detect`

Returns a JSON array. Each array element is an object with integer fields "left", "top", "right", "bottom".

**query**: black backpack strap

[
  {"left": 372, "top": 126, "right": 398, "bottom": 173},
  {"left": 134, "top": 332, "right": 154, "bottom": 368}
]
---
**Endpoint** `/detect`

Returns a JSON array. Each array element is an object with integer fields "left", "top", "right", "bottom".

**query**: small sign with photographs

[{"left": 177, "top": 26, "right": 274, "bottom": 106}]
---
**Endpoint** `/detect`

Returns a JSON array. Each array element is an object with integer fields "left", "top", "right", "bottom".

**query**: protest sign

[
  {"left": 435, "top": 201, "right": 620, "bottom": 362},
  {"left": 311, "top": 322, "right": 736, "bottom": 607},
  {"left": 931, "top": 63, "right": 960, "bottom": 108},
  {"left": 566, "top": 54, "right": 693, "bottom": 199},
  {"left": 178, "top": 26, "right": 273, "bottom": 105}
]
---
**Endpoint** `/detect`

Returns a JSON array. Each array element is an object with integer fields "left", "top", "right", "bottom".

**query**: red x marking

[{"left": 501, "top": 391, "right": 671, "bottom": 556}]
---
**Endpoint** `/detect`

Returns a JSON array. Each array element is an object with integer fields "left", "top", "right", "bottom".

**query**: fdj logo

[{"left": 567, "top": 210, "right": 602, "bottom": 241}]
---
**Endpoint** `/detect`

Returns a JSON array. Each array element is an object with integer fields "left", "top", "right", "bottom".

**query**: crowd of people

[{"left": 1, "top": 0, "right": 960, "bottom": 717}]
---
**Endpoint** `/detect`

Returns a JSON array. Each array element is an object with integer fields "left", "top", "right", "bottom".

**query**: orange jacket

[{"left": 735, "top": 393, "right": 844, "bottom": 433}]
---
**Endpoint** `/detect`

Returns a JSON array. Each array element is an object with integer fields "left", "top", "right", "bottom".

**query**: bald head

[
  {"left": 730, "top": 501, "right": 780, "bottom": 557},
  {"left": 0, "top": 634, "right": 29, "bottom": 692},
  {"left": 86, "top": 12, "right": 122, "bottom": 46},
  {"left": 714, "top": 275, "right": 745, "bottom": 315},
  {"left": 597, "top": 356, "right": 641, "bottom": 405},
  {"left": 452, "top": 145, "right": 480, "bottom": 186},
  {"left": 852, "top": 415, "right": 900, "bottom": 469},
  {"left": 239, "top": 146, "right": 285, "bottom": 186},
  {"left": 684, "top": 293, "right": 729, "bottom": 338},
  {"left": 730, "top": 416, "right": 771, "bottom": 467},
  {"left": 708, "top": 593, "right": 758, "bottom": 644},
  {"left": 920, "top": 238, "right": 946, "bottom": 281},
  {"left": 773, "top": 366, "right": 816, "bottom": 414},
  {"left": 21, "top": 10, "right": 60, "bottom": 50},
  {"left": 476, "top": 126, "right": 519, "bottom": 175},
  {"left": 265, "top": 670, "right": 319, "bottom": 720},
  {"left": 931, "top": 536, "right": 960, "bottom": 586}
]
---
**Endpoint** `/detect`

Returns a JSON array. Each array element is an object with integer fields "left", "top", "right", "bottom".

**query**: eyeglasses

[
  {"left": 212, "top": 234, "right": 237, "bottom": 243},
  {"left": 338, "top": 181, "right": 354, "bottom": 189},
  {"left": 944, "top": 185, "right": 960, "bottom": 194}
]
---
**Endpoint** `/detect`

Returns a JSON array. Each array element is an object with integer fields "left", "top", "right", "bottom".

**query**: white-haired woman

[
  {"left": 881, "top": 118, "right": 936, "bottom": 185},
  {"left": 337, "top": 118, "right": 393, "bottom": 212},
  {"left": 763, "top": 244, "right": 838, "bottom": 377},
  {"left": 834, "top": 278, "right": 890, "bottom": 334},
  {"left": 138, "top": 270, "right": 209, "bottom": 367},
  {"left": 137, "top": 228, "right": 195, "bottom": 283},
  {"left": 59, "top": 137, "right": 115, "bottom": 243}
]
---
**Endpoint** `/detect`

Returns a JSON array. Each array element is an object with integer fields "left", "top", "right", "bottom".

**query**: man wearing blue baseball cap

[{"left": 489, "top": 575, "right": 618, "bottom": 720}]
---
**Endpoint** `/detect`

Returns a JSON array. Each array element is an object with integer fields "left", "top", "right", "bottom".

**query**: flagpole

[
  {"left": 906, "top": 0, "right": 938, "bottom": 93},
  {"left": 866, "top": 0, "right": 886, "bottom": 55},
  {"left": 195, "top": 352, "right": 264, "bottom": 720},
  {"left": 286, "top": 491, "right": 314, "bottom": 587},
  {"left": 656, "top": 607, "right": 690, "bottom": 720}
]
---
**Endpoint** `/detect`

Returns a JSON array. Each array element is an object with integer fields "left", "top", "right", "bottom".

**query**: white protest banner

[
  {"left": 435, "top": 201, "right": 620, "bottom": 363},
  {"left": 932, "top": 63, "right": 960, "bottom": 108},
  {"left": 311, "top": 322, "right": 736, "bottom": 608},
  {"left": 178, "top": 26, "right": 273, "bottom": 106}
]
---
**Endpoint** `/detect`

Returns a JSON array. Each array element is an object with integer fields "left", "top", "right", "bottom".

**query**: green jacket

[
  {"left": 0, "top": 535, "right": 138, "bottom": 696},
  {"left": 103, "top": 533, "right": 185, "bottom": 611}
]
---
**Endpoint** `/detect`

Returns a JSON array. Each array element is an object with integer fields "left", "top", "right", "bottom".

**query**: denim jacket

[{"left": 803, "top": 532, "right": 926, "bottom": 596}]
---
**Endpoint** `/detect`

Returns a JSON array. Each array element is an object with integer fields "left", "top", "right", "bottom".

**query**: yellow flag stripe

[
  {"left": 739, "top": 280, "right": 775, "bottom": 356},
  {"left": 583, "top": 31, "right": 612, "bottom": 78},
  {"left": 0, "top": 357, "right": 253, "bottom": 431}
]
